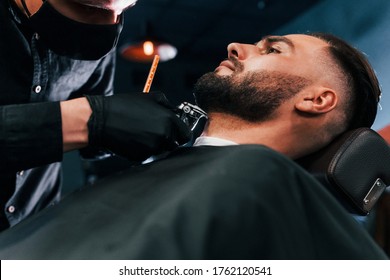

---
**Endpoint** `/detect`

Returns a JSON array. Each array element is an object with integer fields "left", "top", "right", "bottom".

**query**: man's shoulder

[
  {"left": 172, "top": 144, "right": 288, "bottom": 162},
  {"left": 149, "top": 144, "right": 311, "bottom": 191},
  {"left": 165, "top": 144, "right": 297, "bottom": 173}
]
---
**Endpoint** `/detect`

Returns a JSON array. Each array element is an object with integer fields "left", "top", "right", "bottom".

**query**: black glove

[{"left": 85, "top": 92, "right": 191, "bottom": 161}]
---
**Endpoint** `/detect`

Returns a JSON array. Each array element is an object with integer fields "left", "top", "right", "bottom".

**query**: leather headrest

[{"left": 296, "top": 128, "right": 390, "bottom": 215}]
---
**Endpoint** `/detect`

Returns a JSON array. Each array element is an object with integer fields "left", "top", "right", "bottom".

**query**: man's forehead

[
  {"left": 255, "top": 34, "right": 329, "bottom": 56},
  {"left": 284, "top": 34, "right": 329, "bottom": 47},
  {"left": 259, "top": 34, "right": 328, "bottom": 47}
]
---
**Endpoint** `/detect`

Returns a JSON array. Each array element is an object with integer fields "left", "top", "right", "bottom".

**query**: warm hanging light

[
  {"left": 143, "top": 41, "right": 154, "bottom": 56},
  {"left": 120, "top": 22, "right": 177, "bottom": 63},
  {"left": 120, "top": 40, "right": 177, "bottom": 63}
]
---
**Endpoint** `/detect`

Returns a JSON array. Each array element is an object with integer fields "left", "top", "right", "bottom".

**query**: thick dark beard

[{"left": 193, "top": 70, "right": 311, "bottom": 122}]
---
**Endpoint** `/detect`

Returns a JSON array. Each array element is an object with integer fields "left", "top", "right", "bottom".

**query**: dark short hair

[{"left": 308, "top": 33, "right": 380, "bottom": 129}]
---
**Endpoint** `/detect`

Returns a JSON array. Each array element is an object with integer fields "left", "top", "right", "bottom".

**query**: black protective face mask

[{"left": 27, "top": 1, "right": 123, "bottom": 60}]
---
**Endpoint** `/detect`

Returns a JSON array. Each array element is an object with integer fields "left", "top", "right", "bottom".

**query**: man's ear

[{"left": 295, "top": 88, "right": 338, "bottom": 114}]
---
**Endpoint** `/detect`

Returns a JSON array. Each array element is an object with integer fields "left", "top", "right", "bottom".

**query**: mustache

[
  {"left": 220, "top": 56, "right": 244, "bottom": 72},
  {"left": 230, "top": 56, "right": 244, "bottom": 72}
]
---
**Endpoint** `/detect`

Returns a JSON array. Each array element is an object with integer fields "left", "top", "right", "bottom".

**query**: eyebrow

[{"left": 257, "top": 35, "right": 295, "bottom": 50}]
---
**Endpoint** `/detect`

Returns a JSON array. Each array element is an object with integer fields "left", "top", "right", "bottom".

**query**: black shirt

[{"left": 0, "top": 0, "right": 117, "bottom": 230}]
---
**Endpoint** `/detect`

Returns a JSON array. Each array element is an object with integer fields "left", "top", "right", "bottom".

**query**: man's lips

[{"left": 215, "top": 60, "right": 235, "bottom": 72}]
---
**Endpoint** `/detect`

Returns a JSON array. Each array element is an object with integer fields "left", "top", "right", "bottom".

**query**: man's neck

[
  {"left": 14, "top": 0, "right": 42, "bottom": 16},
  {"left": 202, "top": 112, "right": 315, "bottom": 159}
]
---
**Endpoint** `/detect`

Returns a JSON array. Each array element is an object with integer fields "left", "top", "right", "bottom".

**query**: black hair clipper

[
  {"left": 176, "top": 102, "right": 208, "bottom": 146},
  {"left": 176, "top": 102, "right": 208, "bottom": 131}
]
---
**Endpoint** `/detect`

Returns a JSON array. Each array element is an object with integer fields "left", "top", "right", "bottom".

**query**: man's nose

[{"left": 227, "top": 43, "right": 256, "bottom": 60}]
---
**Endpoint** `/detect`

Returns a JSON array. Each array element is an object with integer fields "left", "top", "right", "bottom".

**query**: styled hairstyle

[{"left": 308, "top": 33, "right": 381, "bottom": 129}]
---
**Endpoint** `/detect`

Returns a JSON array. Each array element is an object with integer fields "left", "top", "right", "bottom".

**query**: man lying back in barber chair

[{"left": 0, "top": 33, "right": 388, "bottom": 259}]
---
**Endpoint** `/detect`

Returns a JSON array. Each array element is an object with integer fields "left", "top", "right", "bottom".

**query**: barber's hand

[{"left": 85, "top": 92, "right": 191, "bottom": 161}]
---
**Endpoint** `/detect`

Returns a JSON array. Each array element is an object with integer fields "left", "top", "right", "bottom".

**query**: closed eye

[
  {"left": 266, "top": 46, "right": 281, "bottom": 54},
  {"left": 254, "top": 41, "right": 283, "bottom": 54}
]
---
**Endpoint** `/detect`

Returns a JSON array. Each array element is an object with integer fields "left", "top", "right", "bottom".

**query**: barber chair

[{"left": 296, "top": 128, "right": 390, "bottom": 215}]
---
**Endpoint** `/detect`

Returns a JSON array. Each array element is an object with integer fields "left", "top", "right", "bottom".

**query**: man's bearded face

[{"left": 193, "top": 62, "right": 311, "bottom": 122}]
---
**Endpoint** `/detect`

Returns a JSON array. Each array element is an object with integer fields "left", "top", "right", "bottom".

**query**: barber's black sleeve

[{"left": 0, "top": 102, "right": 63, "bottom": 172}]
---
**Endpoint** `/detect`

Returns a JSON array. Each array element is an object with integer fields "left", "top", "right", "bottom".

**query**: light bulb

[{"left": 143, "top": 41, "right": 154, "bottom": 56}]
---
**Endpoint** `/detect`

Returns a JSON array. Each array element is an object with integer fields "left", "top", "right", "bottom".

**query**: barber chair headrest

[{"left": 296, "top": 128, "right": 390, "bottom": 215}]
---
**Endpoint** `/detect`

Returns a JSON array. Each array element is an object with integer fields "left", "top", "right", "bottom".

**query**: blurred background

[{"left": 63, "top": 0, "right": 390, "bottom": 189}]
